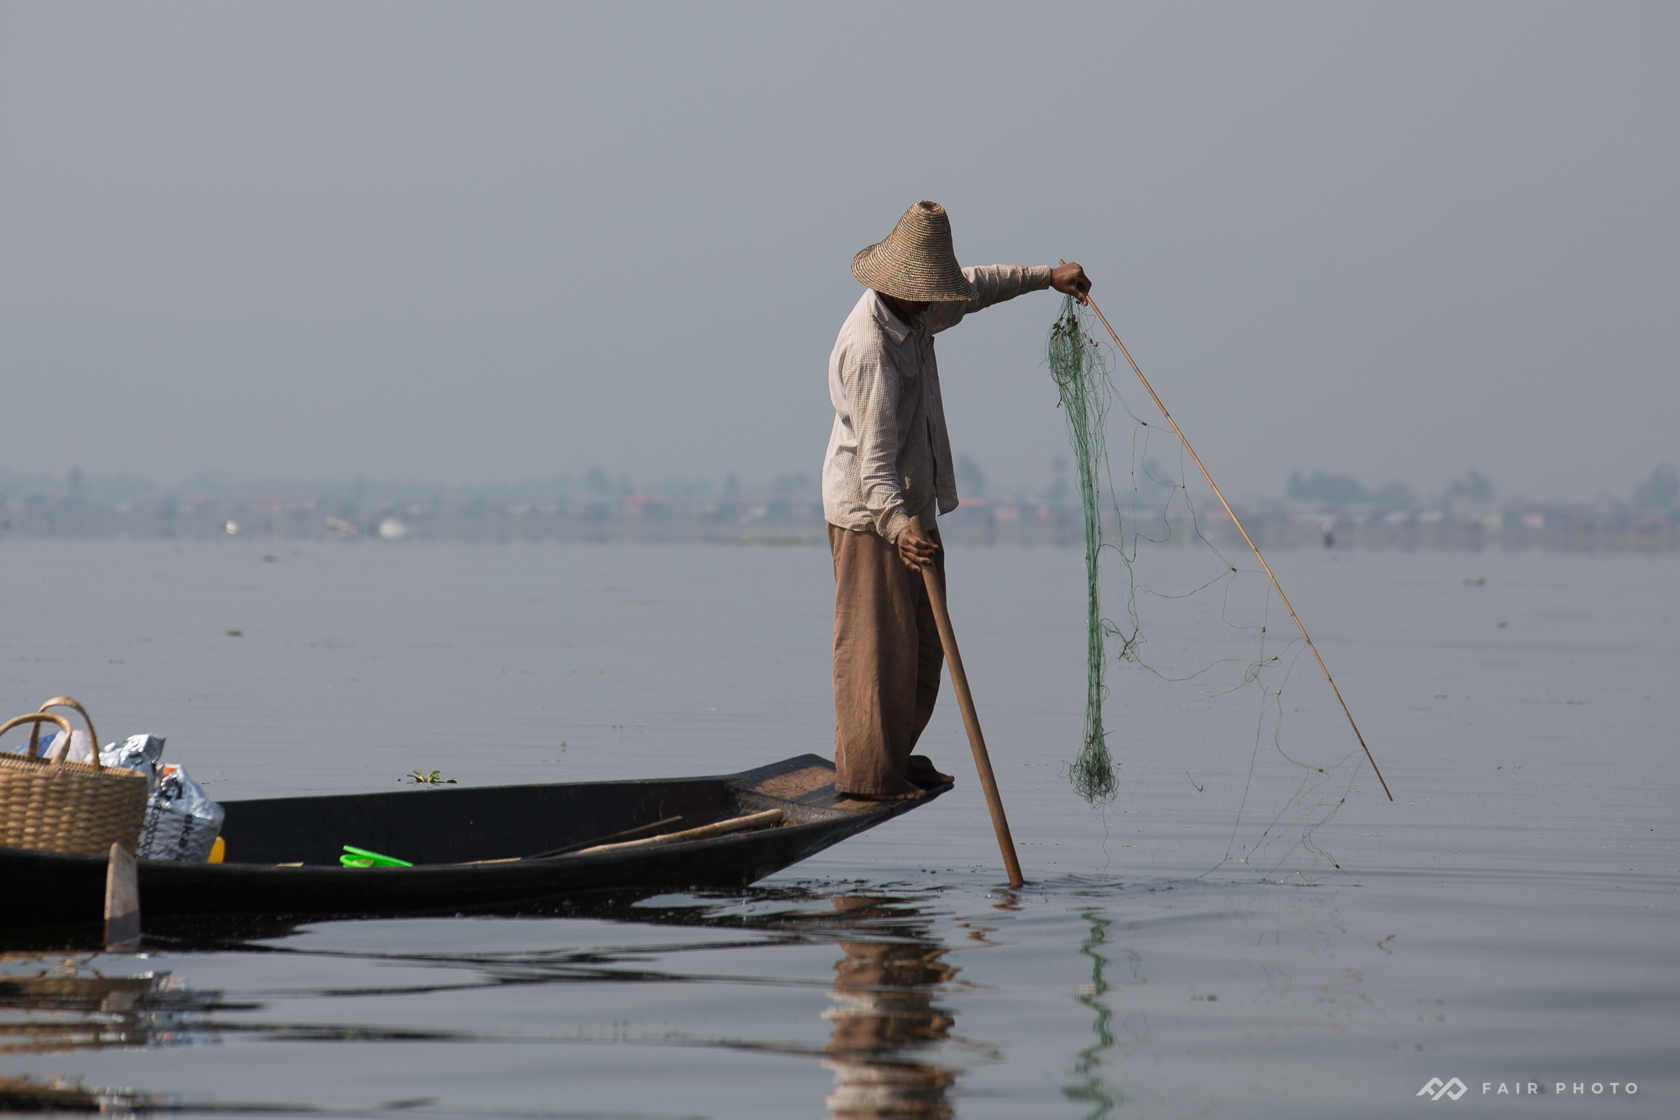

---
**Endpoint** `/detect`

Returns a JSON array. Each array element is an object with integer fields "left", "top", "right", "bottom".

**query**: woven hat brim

[{"left": 851, "top": 241, "right": 977, "bottom": 303}]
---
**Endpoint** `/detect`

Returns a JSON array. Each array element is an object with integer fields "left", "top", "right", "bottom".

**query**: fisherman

[{"left": 823, "top": 200, "right": 1091, "bottom": 799}]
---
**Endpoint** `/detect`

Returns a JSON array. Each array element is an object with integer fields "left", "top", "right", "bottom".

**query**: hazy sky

[{"left": 2, "top": 2, "right": 1675, "bottom": 500}]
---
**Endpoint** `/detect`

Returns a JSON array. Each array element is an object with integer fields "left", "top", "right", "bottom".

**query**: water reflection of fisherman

[{"left": 823, "top": 896, "right": 958, "bottom": 1119}]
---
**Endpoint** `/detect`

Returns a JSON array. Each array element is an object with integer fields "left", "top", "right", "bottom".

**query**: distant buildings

[{"left": 1, "top": 482, "right": 1675, "bottom": 550}]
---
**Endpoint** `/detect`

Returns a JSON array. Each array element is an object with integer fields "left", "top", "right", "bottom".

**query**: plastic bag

[
  {"left": 43, "top": 729, "right": 96, "bottom": 764},
  {"left": 99, "top": 734, "right": 167, "bottom": 789},
  {"left": 137, "top": 763, "right": 225, "bottom": 863},
  {"left": 11, "top": 730, "right": 163, "bottom": 781},
  {"left": 5, "top": 728, "right": 98, "bottom": 764}
]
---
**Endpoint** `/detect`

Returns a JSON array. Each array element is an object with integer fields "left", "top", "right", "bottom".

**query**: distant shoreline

[{"left": 3, "top": 492, "right": 1675, "bottom": 552}]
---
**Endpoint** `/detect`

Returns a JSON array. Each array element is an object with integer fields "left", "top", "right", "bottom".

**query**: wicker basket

[{"left": 0, "top": 709, "right": 147, "bottom": 855}]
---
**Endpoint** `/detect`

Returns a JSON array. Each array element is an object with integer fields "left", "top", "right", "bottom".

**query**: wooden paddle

[{"left": 922, "top": 565, "right": 1025, "bottom": 888}]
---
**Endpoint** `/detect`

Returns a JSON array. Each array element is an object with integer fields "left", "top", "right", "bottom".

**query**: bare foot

[{"left": 906, "top": 755, "right": 955, "bottom": 788}]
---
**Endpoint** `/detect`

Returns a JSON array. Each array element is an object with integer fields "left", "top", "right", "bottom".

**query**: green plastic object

[{"left": 340, "top": 845, "right": 412, "bottom": 868}]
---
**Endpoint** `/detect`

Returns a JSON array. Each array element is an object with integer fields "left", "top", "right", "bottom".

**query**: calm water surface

[{"left": 1, "top": 541, "right": 1675, "bottom": 1117}]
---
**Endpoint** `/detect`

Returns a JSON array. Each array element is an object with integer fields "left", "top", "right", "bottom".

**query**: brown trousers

[{"left": 829, "top": 522, "right": 946, "bottom": 796}]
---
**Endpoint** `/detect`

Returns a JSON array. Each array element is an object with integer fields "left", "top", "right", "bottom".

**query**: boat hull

[{"left": 1, "top": 754, "right": 943, "bottom": 930}]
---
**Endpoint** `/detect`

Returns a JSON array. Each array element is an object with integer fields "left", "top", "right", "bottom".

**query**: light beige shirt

[{"left": 822, "top": 264, "right": 1053, "bottom": 541}]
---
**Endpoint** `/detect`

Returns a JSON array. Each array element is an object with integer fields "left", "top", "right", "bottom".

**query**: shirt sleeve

[
  {"left": 925, "top": 265, "right": 1054, "bottom": 334},
  {"left": 839, "top": 338, "right": 918, "bottom": 542}
]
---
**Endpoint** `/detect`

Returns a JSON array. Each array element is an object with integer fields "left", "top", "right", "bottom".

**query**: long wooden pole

[
  {"left": 921, "top": 564, "right": 1026, "bottom": 887},
  {"left": 1077, "top": 289, "right": 1393, "bottom": 801}
]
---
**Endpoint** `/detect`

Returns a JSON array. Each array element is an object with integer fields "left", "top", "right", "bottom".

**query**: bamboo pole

[
  {"left": 922, "top": 565, "right": 1026, "bottom": 887},
  {"left": 571, "top": 809, "right": 785, "bottom": 856},
  {"left": 1076, "top": 287, "right": 1393, "bottom": 801}
]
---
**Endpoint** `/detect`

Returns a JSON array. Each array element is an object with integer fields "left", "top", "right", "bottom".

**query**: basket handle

[
  {"left": 1, "top": 713, "right": 75, "bottom": 767},
  {"left": 34, "top": 697, "right": 101, "bottom": 770}
]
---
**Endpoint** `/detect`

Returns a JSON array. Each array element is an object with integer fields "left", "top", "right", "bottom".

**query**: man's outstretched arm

[{"left": 927, "top": 263, "right": 1093, "bottom": 333}]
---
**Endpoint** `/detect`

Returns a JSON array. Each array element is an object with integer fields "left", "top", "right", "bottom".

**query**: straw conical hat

[{"left": 851, "top": 201, "right": 978, "bottom": 303}]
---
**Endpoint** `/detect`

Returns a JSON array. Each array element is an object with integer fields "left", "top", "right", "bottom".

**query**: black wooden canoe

[{"left": 2, "top": 754, "right": 947, "bottom": 931}]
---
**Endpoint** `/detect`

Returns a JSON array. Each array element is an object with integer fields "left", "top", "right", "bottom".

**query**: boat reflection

[
  {"left": 0, "top": 888, "right": 980, "bottom": 1117},
  {"left": 822, "top": 896, "right": 958, "bottom": 1120},
  {"left": 0, "top": 953, "right": 227, "bottom": 1056},
  {"left": 0, "top": 953, "right": 233, "bottom": 1112}
]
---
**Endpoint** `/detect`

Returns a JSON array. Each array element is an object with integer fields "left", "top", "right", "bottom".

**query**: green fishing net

[
  {"left": 1048, "top": 305, "right": 1119, "bottom": 802},
  {"left": 1045, "top": 296, "right": 1368, "bottom": 874}
]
